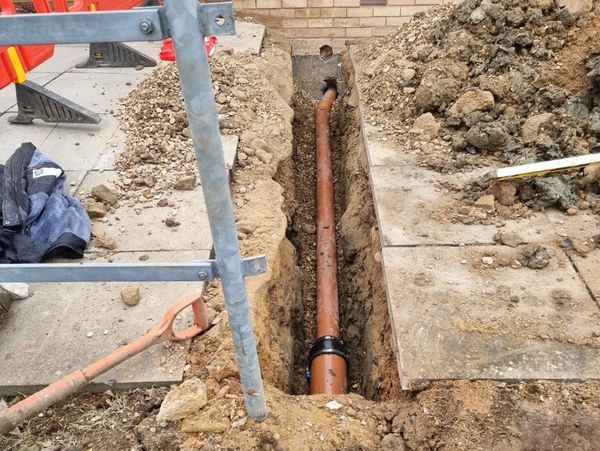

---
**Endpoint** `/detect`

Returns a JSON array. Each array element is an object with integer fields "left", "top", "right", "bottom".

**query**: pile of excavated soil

[
  {"left": 353, "top": 0, "right": 600, "bottom": 213},
  {"left": 114, "top": 48, "right": 294, "bottom": 206}
]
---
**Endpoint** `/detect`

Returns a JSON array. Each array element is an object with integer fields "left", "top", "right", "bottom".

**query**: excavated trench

[{"left": 271, "top": 54, "right": 400, "bottom": 399}]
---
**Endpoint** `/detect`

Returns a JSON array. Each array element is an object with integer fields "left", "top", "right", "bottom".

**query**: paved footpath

[{"left": 0, "top": 23, "right": 265, "bottom": 394}]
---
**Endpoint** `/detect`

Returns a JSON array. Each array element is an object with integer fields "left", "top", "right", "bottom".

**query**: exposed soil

[
  {"left": 4, "top": 6, "right": 600, "bottom": 450},
  {"left": 352, "top": 0, "right": 600, "bottom": 215},
  {"left": 274, "top": 89, "right": 318, "bottom": 394}
]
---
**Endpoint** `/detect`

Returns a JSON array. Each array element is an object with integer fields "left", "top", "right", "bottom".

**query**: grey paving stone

[
  {"left": 371, "top": 165, "right": 556, "bottom": 246},
  {"left": 77, "top": 171, "right": 213, "bottom": 252},
  {"left": 30, "top": 45, "right": 90, "bottom": 74},
  {"left": 0, "top": 250, "right": 209, "bottom": 395},
  {"left": 219, "top": 22, "right": 265, "bottom": 55},
  {"left": 37, "top": 115, "right": 119, "bottom": 171},
  {"left": 44, "top": 71, "right": 147, "bottom": 114},
  {"left": 65, "top": 170, "right": 87, "bottom": 195},
  {"left": 382, "top": 245, "right": 600, "bottom": 389},
  {"left": 546, "top": 208, "right": 600, "bottom": 241},
  {"left": 571, "top": 248, "right": 600, "bottom": 303},
  {"left": 0, "top": 116, "right": 56, "bottom": 161}
]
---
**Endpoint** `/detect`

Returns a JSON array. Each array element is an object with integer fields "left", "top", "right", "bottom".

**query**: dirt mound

[
  {"left": 115, "top": 49, "right": 294, "bottom": 206},
  {"left": 353, "top": 0, "right": 600, "bottom": 212}
]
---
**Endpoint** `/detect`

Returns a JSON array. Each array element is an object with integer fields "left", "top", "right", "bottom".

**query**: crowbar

[{"left": 0, "top": 292, "right": 210, "bottom": 435}]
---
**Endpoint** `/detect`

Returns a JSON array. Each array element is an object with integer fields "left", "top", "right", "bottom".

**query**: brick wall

[{"left": 233, "top": 0, "right": 454, "bottom": 54}]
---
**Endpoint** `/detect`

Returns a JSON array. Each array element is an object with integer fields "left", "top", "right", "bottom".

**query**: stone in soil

[
  {"left": 521, "top": 244, "right": 551, "bottom": 269},
  {"left": 412, "top": 113, "right": 440, "bottom": 138},
  {"left": 489, "top": 182, "right": 516, "bottom": 206},
  {"left": 448, "top": 89, "right": 494, "bottom": 115},
  {"left": 494, "top": 231, "right": 524, "bottom": 247},
  {"left": 84, "top": 201, "right": 107, "bottom": 218},
  {"left": 92, "top": 226, "right": 117, "bottom": 250},
  {"left": 157, "top": 377, "right": 208, "bottom": 422},
  {"left": 522, "top": 113, "right": 554, "bottom": 143},
  {"left": 92, "top": 184, "right": 119, "bottom": 206},
  {"left": 120, "top": 286, "right": 141, "bottom": 307},
  {"left": 474, "top": 194, "right": 495, "bottom": 212},
  {"left": 0, "top": 283, "right": 31, "bottom": 300},
  {"left": 174, "top": 175, "right": 196, "bottom": 191}
]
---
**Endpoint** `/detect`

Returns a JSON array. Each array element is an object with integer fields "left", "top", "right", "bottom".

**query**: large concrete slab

[
  {"left": 44, "top": 71, "right": 148, "bottom": 113},
  {"left": 349, "top": 45, "right": 600, "bottom": 387},
  {"left": 0, "top": 250, "right": 208, "bottom": 395},
  {"left": 0, "top": 115, "right": 56, "bottom": 159},
  {"left": 219, "top": 22, "right": 265, "bottom": 55},
  {"left": 31, "top": 116, "right": 118, "bottom": 171},
  {"left": 77, "top": 171, "right": 213, "bottom": 252},
  {"left": 371, "top": 165, "right": 557, "bottom": 246},
  {"left": 383, "top": 245, "right": 600, "bottom": 389},
  {"left": 546, "top": 208, "right": 600, "bottom": 241},
  {"left": 31, "top": 45, "right": 91, "bottom": 74},
  {"left": 571, "top": 248, "right": 600, "bottom": 303}
]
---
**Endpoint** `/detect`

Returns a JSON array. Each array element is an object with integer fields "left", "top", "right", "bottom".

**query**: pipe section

[{"left": 310, "top": 86, "right": 347, "bottom": 395}]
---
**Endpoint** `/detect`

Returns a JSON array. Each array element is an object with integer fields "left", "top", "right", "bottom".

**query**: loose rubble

[
  {"left": 354, "top": 0, "right": 600, "bottom": 213},
  {"left": 120, "top": 286, "right": 141, "bottom": 307},
  {"left": 157, "top": 378, "right": 208, "bottom": 422}
]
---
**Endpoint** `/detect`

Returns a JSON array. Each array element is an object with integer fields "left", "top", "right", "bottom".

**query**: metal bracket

[
  {"left": 0, "top": 3, "right": 235, "bottom": 46},
  {"left": 0, "top": 255, "right": 267, "bottom": 283},
  {"left": 9, "top": 80, "right": 101, "bottom": 125},
  {"left": 197, "top": 3, "right": 235, "bottom": 37},
  {"left": 76, "top": 42, "right": 157, "bottom": 69}
]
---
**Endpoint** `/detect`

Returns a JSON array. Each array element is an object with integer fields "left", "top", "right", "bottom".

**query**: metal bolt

[
  {"left": 140, "top": 19, "right": 154, "bottom": 34},
  {"left": 197, "top": 271, "right": 208, "bottom": 280}
]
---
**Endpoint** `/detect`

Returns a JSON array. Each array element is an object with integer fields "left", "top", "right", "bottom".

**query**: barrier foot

[
  {"left": 76, "top": 42, "right": 157, "bottom": 69},
  {"left": 9, "top": 81, "right": 102, "bottom": 125}
]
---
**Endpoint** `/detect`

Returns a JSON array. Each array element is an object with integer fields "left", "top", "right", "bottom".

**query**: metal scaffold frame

[{"left": 0, "top": 0, "right": 268, "bottom": 421}]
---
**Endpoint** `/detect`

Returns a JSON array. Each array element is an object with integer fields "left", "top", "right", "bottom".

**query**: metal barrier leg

[
  {"left": 9, "top": 80, "right": 101, "bottom": 125},
  {"left": 164, "top": 0, "right": 267, "bottom": 421},
  {"left": 76, "top": 42, "right": 157, "bottom": 69}
]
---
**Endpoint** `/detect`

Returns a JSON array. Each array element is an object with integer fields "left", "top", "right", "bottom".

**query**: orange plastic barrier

[
  {"left": 0, "top": 0, "right": 55, "bottom": 89},
  {"left": 96, "top": 0, "right": 145, "bottom": 10},
  {"left": 53, "top": 0, "right": 146, "bottom": 12}
]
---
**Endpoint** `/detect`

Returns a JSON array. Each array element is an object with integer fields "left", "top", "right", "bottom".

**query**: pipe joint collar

[{"left": 308, "top": 335, "right": 348, "bottom": 365}]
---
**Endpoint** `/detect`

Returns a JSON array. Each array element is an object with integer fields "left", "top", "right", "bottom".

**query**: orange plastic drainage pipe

[{"left": 309, "top": 86, "right": 347, "bottom": 395}]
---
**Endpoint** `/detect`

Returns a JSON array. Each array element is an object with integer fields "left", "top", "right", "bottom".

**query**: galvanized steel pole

[{"left": 164, "top": 0, "right": 267, "bottom": 420}]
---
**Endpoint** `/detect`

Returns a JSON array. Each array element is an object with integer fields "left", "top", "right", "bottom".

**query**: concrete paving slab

[
  {"left": 65, "top": 170, "right": 87, "bottom": 195},
  {"left": 44, "top": 71, "right": 147, "bottom": 114},
  {"left": 220, "top": 22, "right": 265, "bottom": 55},
  {"left": 36, "top": 115, "right": 119, "bottom": 171},
  {"left": 0, "top": 86, "right": 16, "bottom": 114},
  {"left": 362, "top": 123, "right": 418, "bottom": 167},
  {"left": 31, "top": 45, "right": 90, "bottom": 74},
  {"left": 0, "top": 116, "right": 56, "bottom": 161},
  {"left": 77, "top": 171, "right": 213, "bottom": 252},
  {"left": 0, "top": 250, "right": 208, "bottom": 395},
  {"left": 382, "top": 245, "right": 600, "bottom": 389},
  {"left": 571, "top": 248, "right": 600, "bottom": 303},
  {"left": 546, "top": 208, "right": 600, "bottom": 241},
  {"left": 92, "top": 126, "right": 126, "bottom": 171},
  {"left": 371, "top": 165, "right": 556, "bottom": 246}
]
